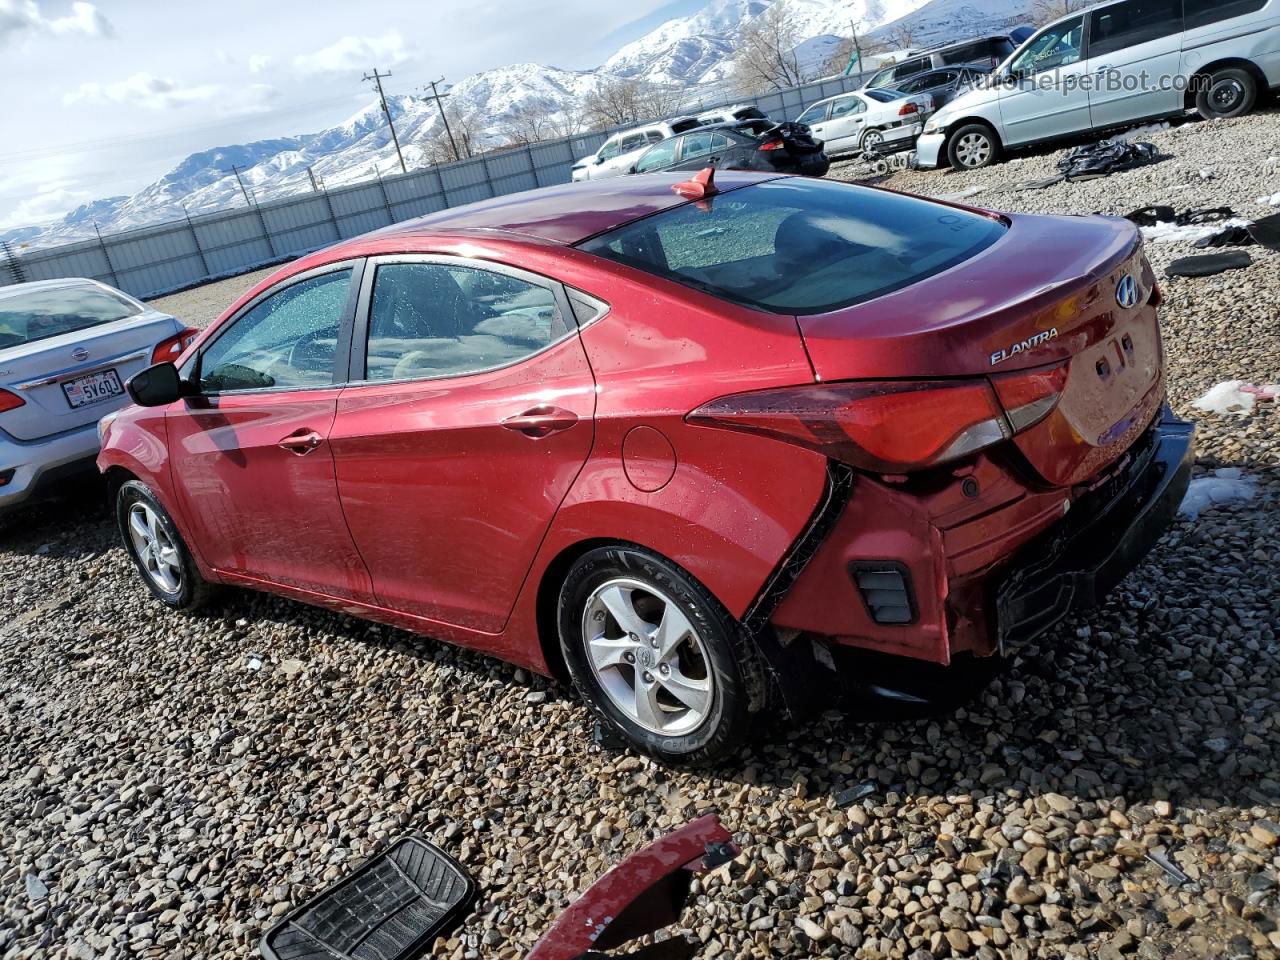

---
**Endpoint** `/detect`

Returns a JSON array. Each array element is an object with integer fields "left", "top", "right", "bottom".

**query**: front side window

[
  {"left": 940, "top": 40, "right": 993, "bottom": 65},
  {"left": 363, "top": 262, "right": 570, "bottom": 381},
  {"left": 1011, "top": 16, "right": 1085, "bottom": 75},
  {"left": 578, "top": 178, "right": 1006, "bottom": 315},
  {"left": 198, "top": 269, "right": 351, "bottom": 392},
  {"left": 0, "top": 284, "right": 142, "bottom": 349},
  {"left": 1185, "top": 0, "right": 1266, "bottom": 28},
  {"left": 1090, "top": 0, "right": 1183, "bottom": 57},
  {"left": 597, "top": 138, "right": 622, "bottom": 161},
  {"left": 636, "top": 138, "right": 679, "bottom": 172}
]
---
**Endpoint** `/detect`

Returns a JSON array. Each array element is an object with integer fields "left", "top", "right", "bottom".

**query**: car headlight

[
  {"left": 98, "top": 410, "right": 119, "bottom": 444},
  {"left": 923, "top": 116, "right": 946, "bottom": 136}
]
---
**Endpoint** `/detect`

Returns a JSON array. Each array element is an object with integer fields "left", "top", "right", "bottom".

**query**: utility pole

[
  {"left": 307, "top": 166, "right": 322, "bottom": 192},
  {"left": 363, "top": 68, "right": 407, "bottom": 173},
  {"left": 845, "top": 20, "right": 865, "bottom": 76},
  {"left": 420, "top": 78, "right": 461, "bottom": 161},
  {"left": 229, "top": 164, "right": 254, "bottom": 206}
]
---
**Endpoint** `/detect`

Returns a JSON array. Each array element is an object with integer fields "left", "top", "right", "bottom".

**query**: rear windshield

[
  {"left": 577, "top": 178, "right": 1006, "bottom": 315},
  {"left": 0, "top": 284, "right": 142, "bottom": 349},
  {"left": 864, "top": 88, "right": 900, "bottom": 103}
]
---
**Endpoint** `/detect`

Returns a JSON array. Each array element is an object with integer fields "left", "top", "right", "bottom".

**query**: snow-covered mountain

[{"left": 6, "top": 0, "right": 1036, "bottom": 250}]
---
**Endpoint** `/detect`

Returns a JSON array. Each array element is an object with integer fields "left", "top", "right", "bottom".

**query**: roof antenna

[{"left": 672, "top": 167, "right": 718, "bottom": 201}]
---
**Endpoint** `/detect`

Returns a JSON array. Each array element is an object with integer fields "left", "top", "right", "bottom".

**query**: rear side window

[
  {"left": 1185, "top": 0, "right": 1266, "bottom": 28},
  {"left": 363, "top": 263, "right": 569, "bottom": 381},
  {"left": 940, "top": 40, "right": 993, "bottom": 64},
  {"left": 0, "top": 284, "right": 141, "bottom": 349},
  {"left": 893, "top": 58, "right": 931, "bottom": 80},
  {"left": 578, "top": 178, "right": 1006, "bottom": 315},
  {"left": 1089, "top": 0, "right": 1183, "bottom": 57}
]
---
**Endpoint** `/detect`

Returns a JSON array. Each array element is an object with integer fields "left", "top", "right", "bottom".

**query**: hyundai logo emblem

[
  {"left": 1116, "top": 274, "right": 1139, "bottom": 310},
  {"left": 71, "top": 347, "right": 91, "bottom": 362}
]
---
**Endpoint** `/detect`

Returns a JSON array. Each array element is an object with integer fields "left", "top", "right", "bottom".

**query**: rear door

[
  {"left": 671, "top": 131, "right": 734, "bottom": 169},
  {"left": 1087, "top": 0, "right": 1184, "bottom": 127},
  {"left": 166, "top": 262, "right": 373, "bottom": 598},
  {"left": 331, "top": 256, "right": 596, "bottom": 634},
  {"left": 998, "top": 14, "right": 1092, "bottom": 144},
  {"left": 0, "top": 282, "right": 177, "bottom": 440},
  {"left": 814, "top": 95, "right": 868, "bottom": 151}
]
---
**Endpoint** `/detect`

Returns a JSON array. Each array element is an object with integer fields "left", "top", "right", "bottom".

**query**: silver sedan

[{"left": 0, "top": 278, "right": 195, "bottom": 513}]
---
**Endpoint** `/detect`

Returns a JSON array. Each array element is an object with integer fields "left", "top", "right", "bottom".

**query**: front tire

[
  {"left": 1195, "top": 67, "right": 1256, "bottom": 120},
  {"left": 116, "top": 480, "right": 217, "bottom": 610},
  {"left": 947, "top": 123, "right": 1002, "bottom": 170},
  {"left": 557, "top": 545, "right": 767, "bottom": 766}
]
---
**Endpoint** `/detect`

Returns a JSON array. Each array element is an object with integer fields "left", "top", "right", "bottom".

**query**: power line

[
  {"left": 363, "top": 68, "right": 407, "bottom": 174},
  {"left": 419, "top": 78, "right": 461, "bottom": 162}
]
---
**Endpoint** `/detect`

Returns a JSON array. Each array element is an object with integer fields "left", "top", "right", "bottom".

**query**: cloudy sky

[{"left": 0, "top": 0, "right": 704, "bottom": 231}]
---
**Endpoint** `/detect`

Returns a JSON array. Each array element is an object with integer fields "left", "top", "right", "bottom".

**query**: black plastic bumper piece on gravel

[
  {"left": 260, "top": 837, "right": 474, "bottom": 960},
  {"left": 994, "top": 406, "right": 1194, "bottom": 652}
]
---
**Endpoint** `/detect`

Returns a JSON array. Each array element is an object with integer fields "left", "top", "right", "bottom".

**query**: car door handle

[
  {"left": 501, "top": 405, "right": 579, "bottom": 439},
  {"left": 1094, "top": 64, "right": 1111, "bottom": 73},
  {"left": 278, "top": 429, "right": 324, "bottom": 455}
]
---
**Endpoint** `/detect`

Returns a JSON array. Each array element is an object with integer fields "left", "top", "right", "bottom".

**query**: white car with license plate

[
  {"left": 795, "top": 88, "right": 934, "bottom": 155},
  {"left": 0, "top": 278, "right": 196, "bottom": 513}
]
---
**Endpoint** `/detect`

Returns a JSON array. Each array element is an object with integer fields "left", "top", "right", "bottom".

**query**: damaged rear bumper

[{"left": 993, "top": 407, "right": 1193, "bottom": 650}]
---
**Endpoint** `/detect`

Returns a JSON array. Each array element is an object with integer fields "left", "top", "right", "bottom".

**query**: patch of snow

[
  {"left": 1140, "top": 218, "right": 1254, "bottom": 244},
  {"left": 1192, "top": 380, "right": 1280, "bottom": 416},
  {"left": 1179, "top": 468, "right": 1257, "bottom": 519},
  {"left": 1258, "top": 192, "right": 1280, "bottom": 206},
  {"left": 1113, "top": 122, "right": 1170, "bottom": 142}
]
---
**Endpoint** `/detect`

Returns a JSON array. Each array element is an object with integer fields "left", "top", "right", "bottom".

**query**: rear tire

[
  {"left": 1195, "top": 67, "right": 1256, "bottom": 120},
  {"left": 557, "top": 544, "right": 767, "bottom": 767},
  {"left": 116, "top": 480, "right": 217, "bottom": 611},
  {"left": 859, "top": 127, "right": 886, "bottom": 152},
  {"left": 947, "top": 123, "right": 1002, "bottom": 170}
]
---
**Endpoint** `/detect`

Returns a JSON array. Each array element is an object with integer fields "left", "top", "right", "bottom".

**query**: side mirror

[
  {"left": 127, "top": 362, "right": 187, "bottom": 407},
  {"left": 628, "top": 165, "right": 638, "bottom": 174},
  {"left": 594, "top": 155, "right": 606, "bottom": 165}
]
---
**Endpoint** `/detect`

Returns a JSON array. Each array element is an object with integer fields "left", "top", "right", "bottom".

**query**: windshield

[
  {"left": 0, "top": 284, "right": 142, "bottom": 349},
  {"left": 577, "top": 178, "right": 1005, "bottom": 315}
]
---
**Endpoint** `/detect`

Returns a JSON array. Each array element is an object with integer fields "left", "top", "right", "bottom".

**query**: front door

[
  {"left": 812, "top": 95, "right": 867, "bottom": 152},
  {"left": 331, "top": 257, "right": 596, "bottom": 634},
  {"left": 1086, "top": 0, "right": 1184, "bottom": 128},
  {"left": 167, "top": 264, "right": 373, "bottom": 598},
  {"left": 998, "top": 14, "right": 1092, "bottom": 145}
]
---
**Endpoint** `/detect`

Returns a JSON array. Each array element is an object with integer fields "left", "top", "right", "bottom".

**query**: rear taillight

[
  {"left": 758, "top": 139, "right": 786, "bottom": 151},
  {"left": 990, "top": 362, "right": 1069, "bottom": 432},
  {"left": 151, "top": 327, "right": 199, "bottom": 365},
  {"left": 688, "top": 380, "right": 1011, "bottom": 474},
  {"left": 899, "top": 102, "right": 920, "bottom": 116},
  {"left": 0, "top": 389, "right": 24, "bottom": 414}
]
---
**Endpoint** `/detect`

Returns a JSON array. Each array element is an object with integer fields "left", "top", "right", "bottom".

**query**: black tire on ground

[
  {"left": 947, "top": 123, "right": 1002, "bottom": 170},
  {"left": 116, "top": 479, "right": 218, "bottom": 611},
  {"left": 557, "top": 544, "right": 768, "bottom": 767},
  {"left": 1195, "top": 67, "right": 1257, "bottom": 120}
]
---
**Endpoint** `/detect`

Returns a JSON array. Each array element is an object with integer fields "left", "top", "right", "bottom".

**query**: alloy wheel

[
  {"left": 127, "top": 502, "right": 183, "bottom": 594},
  {"left": 955, "top": 132, "right": 991, "bottom": 168},
  {"left": 863, "top": 130, "right": 884, "bottom": 150},
  {"left": 582, "top": 577, "right": 714, "bottom": 736}
]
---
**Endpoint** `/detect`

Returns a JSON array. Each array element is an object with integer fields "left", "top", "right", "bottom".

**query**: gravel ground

[
  {"left": 146, "top": 266, "right": 281, "bottom": 329},
  {"left": 3, "top": 111, "right": 1279, "bottom": 960}
]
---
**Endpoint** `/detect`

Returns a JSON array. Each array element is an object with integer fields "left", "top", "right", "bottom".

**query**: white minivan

[{"left": 916, "top": 0, "right": 1280, "bottom": 170}]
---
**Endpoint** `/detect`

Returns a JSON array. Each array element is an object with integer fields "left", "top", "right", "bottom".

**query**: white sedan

[{"left": 795, "top": 88, "right": 933, "bottom": 155}]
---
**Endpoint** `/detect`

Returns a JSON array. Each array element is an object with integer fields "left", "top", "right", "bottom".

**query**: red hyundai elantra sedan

[{"left": 98, "top": 171, "right": 1192, "bottom": 765}]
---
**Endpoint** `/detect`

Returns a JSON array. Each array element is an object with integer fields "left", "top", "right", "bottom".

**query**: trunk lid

[
  {"left": 0, "top": 309, "right": 180, "bottom": 441},
  {"left": 797, "top": 212, "right": 1162, "bottom": 486}
]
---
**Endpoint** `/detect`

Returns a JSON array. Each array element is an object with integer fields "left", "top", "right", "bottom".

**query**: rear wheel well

[
  {"left": 1185, "top": 58, "right": 1269, "bottom": 110},
  {"left": 535, "top": 538, "right": 620, "bottom": 682}
]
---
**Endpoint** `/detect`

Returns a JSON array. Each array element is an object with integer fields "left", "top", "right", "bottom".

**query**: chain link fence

[{"left": 0, "top": 71, "right": 870, "bottom": 301}]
